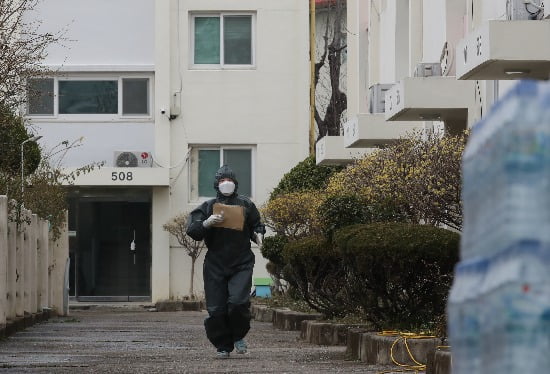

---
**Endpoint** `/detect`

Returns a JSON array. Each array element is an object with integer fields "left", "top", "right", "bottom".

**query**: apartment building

[
  {"left": 26, "top": 0, "right": 309, "bottom": 302},
  {"left": 318, "top": 0, "right": 549, "bottom": 165}
]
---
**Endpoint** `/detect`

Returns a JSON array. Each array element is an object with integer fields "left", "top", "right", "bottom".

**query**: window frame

[
  {"left": 190, "top": 12, "right": 256, "bottom": 70},
  {"left": 26, "top": 74, "right": 153, "bottom": 121},
  {"left": 188, "top": 145, "right": 256, "bottom": 202},
  {"left": 26, "top": 78, "right": 56, "bottom": 116}
]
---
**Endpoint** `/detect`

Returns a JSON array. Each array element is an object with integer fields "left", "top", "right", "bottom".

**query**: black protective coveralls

[{"left": 186, "top": 166, "right": 265, "bottom": 353}]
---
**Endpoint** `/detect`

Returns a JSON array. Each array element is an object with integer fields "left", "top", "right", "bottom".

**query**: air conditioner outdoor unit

[
  {"left": 507, "top": 0, "right": 544, "bottom": 20},
  {"left": 369, "top": 84, "right": 393, "bottom": 114},
  {"left": 114, "top": 151, "right": 153, "bottom": 167},
  {"left": 414, "top": 62, "right": 442, "bottom": 77}
]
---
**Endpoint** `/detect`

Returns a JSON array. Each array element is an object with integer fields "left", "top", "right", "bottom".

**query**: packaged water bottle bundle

[{"left": 448, "top": 80, "right": 550, "bottom": 374}]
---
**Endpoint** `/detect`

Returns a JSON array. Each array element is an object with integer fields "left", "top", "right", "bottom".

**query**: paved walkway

[{"left": 0, "top": 304, "right": 397, "bottom": 373}]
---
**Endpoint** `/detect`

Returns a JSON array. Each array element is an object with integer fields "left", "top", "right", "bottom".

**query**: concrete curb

[
  {"left": 250, "top": 304, "right": 275, "bottom": 322},
  {"left": 272, "top": 308, "right": 323, "bottom": 331},
  {"left": 358, "top": 332, "right": 439, "bottom": 366},
  {"left": 0, "top": 309, "right": 53, "bottom": 340},
  {"left": 300, "top": 320, "right": 369, "bottom": 346},
  {"left": 250, "top": 303, "right": 452, "bottom": 374},
  {"left": 345, "top": 327, "right": 372, "bottom": 359},
  {"left": 426, "top": 347, "right": 452, "bottom": 374}
]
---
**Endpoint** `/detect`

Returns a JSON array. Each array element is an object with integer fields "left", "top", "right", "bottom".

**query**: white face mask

[{"left": 218, "top": 181, "right": 235, "bottom": 196}]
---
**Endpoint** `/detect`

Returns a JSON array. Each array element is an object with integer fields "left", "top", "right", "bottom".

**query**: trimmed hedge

[
  {"left": 273, "top": 222, "right": 459, "bottom": 328},
  {"left": 318, "top": 194, "right": 369, "bottom": 236},
  {"left": 261, "top": 234, "right": 288, "bottom": 267},
  {"left": 318, "top": 194, "right": 411, "bottom": 237},
  {"left": 261, "top": 235, "right": 288, "bottom": 287},
  {"left": 281, "top": 235, "right": 350, "bottom": 318},
  {"left": 334, "top": 222, "right": 459, "bottom": 330}
]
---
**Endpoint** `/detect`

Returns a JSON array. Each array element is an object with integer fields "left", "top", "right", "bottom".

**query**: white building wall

[
  {"left": 379, "top": 1, "right": 397, "bottom": 83},
  {"left": 422, "top": 0, "right": 466, "bottom": 69},
  {"left": 367, "top": 1, "right": 381, "bottom": 88},
  {"left": 408, "top": 1, "right": 423, "bottom": 77},
  {"left": 27, "top": 0, "right": 156, "bottom": 167},
  {"left": 346, "top": 0, "right": 369, "bottom": 117},
  {"left": 24, "top": 0, "right": 309, "bottom": 302},
  {"left": 422, "top": 0, "right": 446, "bottom": 63},
  {"left": 369, "top": 0, "right": 409, "bottom": 85},
  {"left": 164, "top": 0, "right": 310, "bottom": 299},
  {"left": 152, "top": 0, "right": 173, "bottom": 302},
  {"left": 29, "top": 0, "right": 154, "bottom": 66}
]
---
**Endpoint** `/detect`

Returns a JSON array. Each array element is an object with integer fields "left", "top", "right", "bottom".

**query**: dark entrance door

[{"left": 72, "top": 195, "right": 151, "bottom": 301}]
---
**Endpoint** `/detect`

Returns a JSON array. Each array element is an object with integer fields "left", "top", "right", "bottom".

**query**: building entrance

[{"left": 68, "top": 189, "right": 151, "bottom": 301}]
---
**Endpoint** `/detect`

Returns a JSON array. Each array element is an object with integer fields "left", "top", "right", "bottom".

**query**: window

[
  {"left": 122, "top": 78, "right": 149, "bottom": 115},
  {"left": 59, "top": 80, "right": 118, "bottom": 114},
  {"left": 192, "top": 13, "right": 254, "bottom": 67},
  {"left": 190, "top": 147, "right": 253, "bottom": 200},
  {"left": 26, "top": 76, "right": 151, "bottom": 118}
]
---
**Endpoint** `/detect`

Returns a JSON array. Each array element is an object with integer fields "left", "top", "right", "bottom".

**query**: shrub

[
  {"left": 0, "top": 105, "right": 40, "bottom": 177},
  {"left": 334, "top": 222, "right": 460, "bottom": 330},
  {"left": 318, "top": 194, "right": 369, "bottom": 236},
  {"left": 261, "top": 190, "right": 325, "bottom": 239},
  {"left": 326, "top": 131, "right": 467, "bottom": 231},
  {"left": 318, "top": 194, "right": 409, "bottom": 236},
  {"left": 261, "top": 234, "right": 287, "bottom": 267},
  {"left": 406, "top": 130, "right": 468, "bottom": 231},
  {"left": 269, "top": 155, "right": 342, "bottom": 199},
  {"left": 281, "top": 234, "right": 351, "bottom": 318},
  {"left": 261, "top": 235, "right": 288, "bottom": 292}
]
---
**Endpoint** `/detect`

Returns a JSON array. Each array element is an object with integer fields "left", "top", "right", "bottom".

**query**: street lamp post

[{"left": 21, "top": 135, "right": 43, "bottom": 194}]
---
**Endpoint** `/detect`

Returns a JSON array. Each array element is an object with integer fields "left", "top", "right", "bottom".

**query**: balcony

[
  {"left": 62, "top": 167, "right": 170, "bottom": 186},
  {"left": 384, "top": 77, "right": 475, "bottom": 132},
  {"left": 343, "top": 114, "right": 423, "bottom": 148},
  {"left": 456, "top": 20, "right": 550, "bottom": 80},
  {"left": 315, "top": 136, "right": 374, "bottom": 166}
]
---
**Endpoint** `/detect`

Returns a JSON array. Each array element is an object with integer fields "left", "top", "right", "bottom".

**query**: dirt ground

[{"left": 0, "top": 305, "right": 398, "bottom": 373}]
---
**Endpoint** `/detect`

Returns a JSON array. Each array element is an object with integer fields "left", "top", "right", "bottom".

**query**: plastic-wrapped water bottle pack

[{"left": 448, "top": 80, "right": 550, "bottom": 373}]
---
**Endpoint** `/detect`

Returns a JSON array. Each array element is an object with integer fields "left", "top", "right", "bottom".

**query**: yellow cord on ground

[{"left": 375, "top": 331, "right": 437, "bottom": 374}]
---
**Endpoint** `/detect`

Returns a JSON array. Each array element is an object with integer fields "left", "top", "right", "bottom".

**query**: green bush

[
  {"left": 318, "top": 194, "right": 369, "bottom": 235},
  {"left": 261, "top": 235, "right": 288, "bottom": 288},
  {"left": 261, "top": 234, "right": 288, "bottom": 267},
  {"left": 334, "top": 222, "right": 459, "bottom": 330},
  {"left": 318, "top": 194, "right": 411, "bottom": 238},
  {"left": 281, "top": 234, "right": 351, "bottom": 318},
  {"left": 269, "top": 155, "right": 342, "bottom": 199},
  {"left": 0, "top": 105, "right": 41, "bottom": 176},
  {"left": 364, "top": 198, "right": 412, "bottom": 223}
]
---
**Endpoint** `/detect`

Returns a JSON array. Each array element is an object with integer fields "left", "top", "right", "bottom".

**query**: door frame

[{"left": 68, "top": 187, "right": 152, "bottom": 302}]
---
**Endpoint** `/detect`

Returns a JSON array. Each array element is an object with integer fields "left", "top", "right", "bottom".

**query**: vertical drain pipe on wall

[{"left": 309, "top": 0, "right": 316, "bottom": 156}]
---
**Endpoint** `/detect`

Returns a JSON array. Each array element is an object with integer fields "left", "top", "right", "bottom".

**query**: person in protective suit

[{"left": 186, "top": 165, "right": 266, "bottom": 358}]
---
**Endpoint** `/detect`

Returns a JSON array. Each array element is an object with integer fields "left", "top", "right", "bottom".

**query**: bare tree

[
  {"left": 163, "top": 214, "right": 206, "bottom": 298},
  {"left": 314, "top": 0, "right": 347, "bottom": 139},
  {"left": 0, "top": 0, "right": 64, "bottom": 110}
]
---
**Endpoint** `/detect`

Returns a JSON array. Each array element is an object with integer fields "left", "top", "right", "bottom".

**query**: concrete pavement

[{"left": 0, "top": 304, "right": 398, "bottom": 373}]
